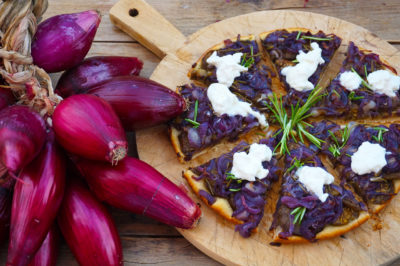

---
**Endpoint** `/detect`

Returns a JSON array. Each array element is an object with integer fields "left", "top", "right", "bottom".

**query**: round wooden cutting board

[{"left": 110, "top": 1, "right": 400, "bottom": 265}]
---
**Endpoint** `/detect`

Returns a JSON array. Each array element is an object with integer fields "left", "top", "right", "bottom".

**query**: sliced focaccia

[
  {"left": 320, "top": 122, "right": 400, "bottom": 213},
  {"left": 270, "top": 143, "right": 369, "bottom": 243},
  {"left": 259, "top": 28, "right": 342, "bottom": 106},
  {"left": 189, "top": 35, "right": 274, "bottom": 107},
  {"left": 313, "top": 42, "right": 400, "bottom": 118},
  {"left": 184, "top": 139, "right": 281, "bottom": 237},
  {"left": 169, "top": 84, "right": 268, "bottom": 162}
]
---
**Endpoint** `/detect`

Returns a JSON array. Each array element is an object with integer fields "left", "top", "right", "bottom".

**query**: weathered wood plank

[{"left": 43, "top": 0, "right": 400, "bottom": 43}]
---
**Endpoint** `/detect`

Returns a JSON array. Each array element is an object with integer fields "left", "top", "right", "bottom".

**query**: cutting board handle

[{"left": 110, "top": 0, "right": 186, "bottom": 59}]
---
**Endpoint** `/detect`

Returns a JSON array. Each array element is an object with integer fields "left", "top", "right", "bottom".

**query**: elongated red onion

[
  {"left": 58, "top": 178, "right": 123, "bottom": 265},
  {"left": 0, "top": 105, "right": 46, "bottom": 173},
  {"left": 53, "top": 94, "right": 127, "bottom": 164},
  {"left": 0, "top": 182, "right": 13, "bottom": 243},
  {"left": 76, "top": 157, "right": 201, "bottom": 229},
  {"left": 7, "top": 132, "right": 65, "bottom": 266},
  {"left": 31, "top": 10, "right": 101, "bottom": 73},
  {"left": 87, "top": 76, "right": 186, "bottom": 129},
  {"left": 55, "top": 56, "right": 143, "bottom": 97},
  {"left": 29, "top": 225, "right": 59, "bottom": 266}
]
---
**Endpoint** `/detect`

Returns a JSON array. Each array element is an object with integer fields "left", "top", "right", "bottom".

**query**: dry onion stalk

[{"left": 0, "top": 0, "right": 61, "bottom": 117}]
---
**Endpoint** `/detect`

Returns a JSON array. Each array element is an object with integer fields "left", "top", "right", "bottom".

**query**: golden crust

[
  {"left": 272, "top": 211, "right": 370, "bottom": 244},
  {"left": 169, "top": 126, "right": 186, "bottom": 163},
  {"left": 370, "top": 179, "right": 400, "bottom": 214},
  {"left": 183, "top": 169, "right": 243, "bottom": 224},
  {"left": 188, "top": 34, "right": 256, "bottom": 81}
]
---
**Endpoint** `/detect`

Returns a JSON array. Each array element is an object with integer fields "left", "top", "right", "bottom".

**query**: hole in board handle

[{"left": 129, "top": 8, "right": 139, "bottom": 17}]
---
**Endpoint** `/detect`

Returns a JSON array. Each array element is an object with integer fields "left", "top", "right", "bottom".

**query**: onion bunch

[{"left": 0, "top": 6, "right": 201, "bottom": 266}]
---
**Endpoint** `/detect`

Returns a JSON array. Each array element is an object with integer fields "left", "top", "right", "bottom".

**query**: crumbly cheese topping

[
  {"left": 367, "top": 69, "right": 400, "bottom": 97},
  {"left": 351, "top": 141, "right": 387, "bottom": 175},
  {"left": 231, "top": 143, "right": 273, "bottom": 182},
  {"left": 281, "top": 42, "right": 325, "bottom": 92},
  {"left": 207, "top": 83, "right": 268, "bottom": 127},
  {"left": 295, "top": 166, "right": 334, "bottom": 202},
  {"left": 339, "top": 71, "right": 362, "bottom": 91},
  {"left": 206, "top": 51, "right": 248, "bottom": 87}
]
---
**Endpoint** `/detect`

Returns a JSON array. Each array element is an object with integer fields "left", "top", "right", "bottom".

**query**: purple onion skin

[
  {"left": 76, "top": 156, "right": 201, "bottom": 229},
  {"left": 29, "top": 225, "right": 59, "bottom": 266},
  {"left": 7, "top": 132, "right": 66, "bottom": 266},
  {"left": 87, "top": 76, "right": 186, "bottom": 129},
  {"left": 53, "top": 94, "right": 127, "bottom": 164},
  {"left": 58, "top": 178, "right": 123, "bottom": 266},
  {"left": 0, "top": 88, "right": 15, "bottom": 111},
  {"left": 0, "top": 183, "right": 13, "bottom": 243},
  {"left": 31, "top": 10, "right": 101, "bottom": 73},
  {"left": 0, "top": 105, "right": 46, "bottom": 173},
  {"left": 55, "top": 56, "right": 143, "bottom": 98}
]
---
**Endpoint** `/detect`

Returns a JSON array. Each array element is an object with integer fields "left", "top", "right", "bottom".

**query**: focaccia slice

[
  {"left": 184, "top": 139, "right": 281, "bottom": 237},
  {"left": 169, "top": 84, "right": 267, "bottom": 162},
  {"left": 321, "top": 122, "right": 400, "bottom": 213},
  {"left": 270, "top": 142, "right": 369, "bottom": 243},
  {"left": 189, "top": 35, "right": 273, "bottom": 107},
  {"left": 259, "top": 28, "right": 342, "bottom": 106},
  {"left": 313, "top": 42, "right": 400, "bottom": 119}
]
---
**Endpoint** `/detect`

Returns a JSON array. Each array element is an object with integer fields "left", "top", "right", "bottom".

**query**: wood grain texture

[
  {"left": 135, "top": 10, "right": 400, "bottom": 266},
  {"left": 43, "top": 0, "right": 400, "bottom": 43}
]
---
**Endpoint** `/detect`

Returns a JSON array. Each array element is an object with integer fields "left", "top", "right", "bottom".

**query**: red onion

[
  {"left": 0, "top": 105, "right": 46, "bottom": 173},
  {"left": 76, "top": 156, "right": 201, "bottom": 229},
  {"left": 58, "top": 178, "right": 123, "bottom": 265},
  {"left": 0, "top": 182, "right": 13, "bottom": 243},
  {"left": 29, "top": 225, "right": 59, "bottom": 266},
  {"left": 53, "top": 94, "right": 127, "bottom": 164},
  {"left": 55, "top": 56, "right": 143, "bottom": 98},
  {"left": 31, "top": 10, "right": 101, "bottom": 73},
  {"left": 7, "top": 132, "right": 65, "bottom": 266},
  {"left": 87, "top": 76, "right": 186, "bottom": 129}
]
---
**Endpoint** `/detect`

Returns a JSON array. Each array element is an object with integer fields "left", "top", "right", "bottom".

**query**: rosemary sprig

[
  {"left": 296, "top": 31, "right": 302, "bottom": 40},
  {"left": 229, "top": 188, "right": 241, "bottom": 192},
  {"left": 327, "top": 125, "right": 350, "bottom": 158},
  {"left": 371, "top": 127, "right": 388, "bottom": 143},
  {"left": 286, "top": 157, "right": 304, "bottom": 173},
  {"left": 193, "top": 100, "right": 199, "bottom": 122},
  {"left": 184, "top": 118, "right": 200, "bottom": 128},
  {"left": 185, "top": 100, "right": 199, "bottom": 128},
  {"left": 351, "top": 67, "right": 372, "bottom": 90},
  {"left": 226, "top": 172, "right": 242, "bottom": 184},
  {"left": 265, "top": 86, "right": 325, "bottom": 155},
  {"left": 291, "top": 206, "right": 307, "bottom": 225},
  {"left": 348, "top": 91, "right": 364, "bottom": 101},
  {"left": 241, "top": 45, "right": 255, "bottom": 68},
  {"left": 300, "top": 36, "right": 332, "bottom": 41},
  {"left": 364, "top": 64, "right": 368, "bottom": 78}
]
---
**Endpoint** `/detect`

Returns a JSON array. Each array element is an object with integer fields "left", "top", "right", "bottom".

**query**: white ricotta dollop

[
  {"left": 367, "top": 69, "right": 400, "bottom": 97},
  {"left": 295, "top": 166, "right": 334, "bottom": 202},
  {"left": 207, "top": 83, "right": 268, "bottom": 127},
  {"left": 231, "top": 143, "right": 273, "bottom": 182},
  {"left": 281, "top": 42, "right": 325, "bottom": 92},
  {"left": 206, "top": 51, "right": 248, "bottom": 87},
  {"left": 339, "top": 71, "right": 362, "bottom": 91},
  {"left": 351, "top": 141, "right": 387, "bottom": 175}
]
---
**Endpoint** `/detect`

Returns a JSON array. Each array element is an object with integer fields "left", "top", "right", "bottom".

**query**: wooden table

[{"left": 5, "top": 0, "right": 399, "bottom": 265}]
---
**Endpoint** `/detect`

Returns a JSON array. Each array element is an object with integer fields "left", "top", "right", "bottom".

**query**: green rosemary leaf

[
  {"left": 292, "top": 59, "right": 299, "bottom": 63},
  {"left": 193, "top": 100, "right": 199, "bottom": 122},
  {"left": 372, "top": 135, "right": 380, "bottom": 142},
  {"left": 328, "top": 144, "right": 341, "bottom": 157},
  {"left": 229, "top": 188, "right": 241, "bottom": 192},
  {"left": 296, "top": 31, "right": 302, "bottom": 40},
  {"left": 332, "top": 89, "right": 340, "bottom": 97},
  {"left": 184, "top": 118, "right": 200, "bottom": 128},
  {"left": 290, "top": 206, "right": 307, "bottom": 225},
  {"left": 255, "top": 132, "right": 267, "bottom": 137},
  {"left": 301, "top": 36, "right": 332, "bottom": 41},
  {"left": 348, "top": 91, "right": 364, "bottom": 101},
  {"left": 364, "top": 64, "right": 368, "bottom": 78},
  {"left": 351, "top": 67, "right": 372, "bottom": 90},
  {"left": 328, "top": 129, "right": 339, "bottom": 146},
  {"left": 371, "top": 127, "right": 388, "bottom": 142}
]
